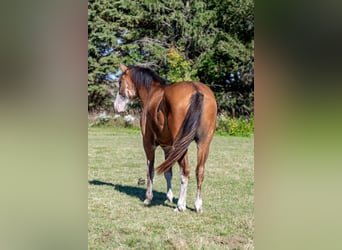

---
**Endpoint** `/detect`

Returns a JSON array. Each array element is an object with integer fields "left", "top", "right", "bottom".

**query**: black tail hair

[{"left": 156, "top": 92, "right": 204, "bottom": 174}]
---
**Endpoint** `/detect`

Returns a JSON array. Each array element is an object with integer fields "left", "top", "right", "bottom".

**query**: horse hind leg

[
  {"left": 195, "top": 143, "right": 210, "bottom": 213},
  {"left": 164, "top": 169, "right": 173, "bottom": 203},
  {"left": 163, "top": 147, "right": 173, "bottom": 203},
  {"left": 175, "top": 151, "right": 189, "bottom": 212}
]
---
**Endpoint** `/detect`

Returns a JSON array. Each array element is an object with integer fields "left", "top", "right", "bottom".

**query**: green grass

[{"left": 88, "top": 127, "right": 254, "bottom": 249}]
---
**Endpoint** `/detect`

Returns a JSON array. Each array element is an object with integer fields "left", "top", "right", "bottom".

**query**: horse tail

[{"left": 156, "top": 91, "right": 204, "bottom": 175}]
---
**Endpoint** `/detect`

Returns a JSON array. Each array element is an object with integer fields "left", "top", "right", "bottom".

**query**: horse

[{"left": 114, "top": 63, "right": 217, "bottom": 213}]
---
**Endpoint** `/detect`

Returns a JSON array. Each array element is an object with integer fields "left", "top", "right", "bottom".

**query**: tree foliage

[{"left": 88, "top": 0, "right": 254, "bottom": 117}]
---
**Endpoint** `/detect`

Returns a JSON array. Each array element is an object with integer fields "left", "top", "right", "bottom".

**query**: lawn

[{"left": 88, "top": 127, "right": 254, "bottom": 249}]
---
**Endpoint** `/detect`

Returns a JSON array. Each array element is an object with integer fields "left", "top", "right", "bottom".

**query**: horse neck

[{"left": 137, "top": 81, "right": 163, "bottom": 108}]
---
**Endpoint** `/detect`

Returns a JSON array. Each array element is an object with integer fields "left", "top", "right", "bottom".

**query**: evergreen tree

[{"left": 88, "top": 0, "right": 254, "bottom": 116}]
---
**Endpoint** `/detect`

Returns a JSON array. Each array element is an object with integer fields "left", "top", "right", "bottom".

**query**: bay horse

[{"left": 114, "top": 63, "right": 217, "bottom": 213}]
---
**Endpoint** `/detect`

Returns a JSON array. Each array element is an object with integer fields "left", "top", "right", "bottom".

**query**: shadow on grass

[{"left": 89, "top": 179, "right": 195, "bottom": 211}]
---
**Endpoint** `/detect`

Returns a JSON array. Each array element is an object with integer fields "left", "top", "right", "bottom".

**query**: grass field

[{"left": 88, "top": 127, "right": 254, "bottom": 249}]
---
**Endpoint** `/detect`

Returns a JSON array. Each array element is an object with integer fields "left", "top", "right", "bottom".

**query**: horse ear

[{"left": 119, "top": 63, "right": 128, "bottom": 72}]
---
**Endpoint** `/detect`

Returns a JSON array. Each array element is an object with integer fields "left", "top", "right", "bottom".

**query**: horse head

[{"left": 114, "top": 64, "right": 137, "bottom": 112}]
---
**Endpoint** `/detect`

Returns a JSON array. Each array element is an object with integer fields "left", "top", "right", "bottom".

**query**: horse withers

[{"left": 114, "top": 63, "right": 217, "bottom": 213}]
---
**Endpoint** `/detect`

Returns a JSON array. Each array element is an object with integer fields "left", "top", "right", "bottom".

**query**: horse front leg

[
  {"left": 144, "top": 159, "right": 154, "bottom": 205},
  {"left": 143, "top": 143, "right": 155, "bottom": 205}
]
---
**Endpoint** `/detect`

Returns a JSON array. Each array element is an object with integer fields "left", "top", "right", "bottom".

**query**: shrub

[
  {"left": 216, "top": 114, "right": 254, "bottom": 137},
  {"left": 89, "top": 112, "right": 254, "bottom": 137},
  {"left": 89, "top": 113, "right": 140, "bottom": 128}
]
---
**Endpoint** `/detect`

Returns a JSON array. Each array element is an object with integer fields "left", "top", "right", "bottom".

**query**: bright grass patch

[{"left": 88, "top": 127, "right": 254, "bottom": 249}]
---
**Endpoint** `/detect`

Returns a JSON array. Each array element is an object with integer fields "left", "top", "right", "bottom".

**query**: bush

[
  {"left": 89, "top": 112, "right": 254, "bottom": 137},
  {"left": 216, "top": 114, "right": 254, "bottom": 137},
  {"left": 89, "top": 113, "right": 140, "bottom": 128}
]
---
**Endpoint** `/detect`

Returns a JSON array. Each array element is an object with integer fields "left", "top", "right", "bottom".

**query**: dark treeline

[{"left": 88, "top": 0, "right": 254, "bottom": 117}]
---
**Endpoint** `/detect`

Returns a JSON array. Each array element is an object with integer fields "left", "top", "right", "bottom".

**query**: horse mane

[{"left": 127, "top": 65, "right": 168, "bottom": 90}]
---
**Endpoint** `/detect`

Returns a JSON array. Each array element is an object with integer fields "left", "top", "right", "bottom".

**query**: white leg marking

[
  {"left": 166, "top": 189, "right": 174, "bottom": 203},
  {"left": 164, "top": 170, "right": 173, "bottom": 202},
  {"left": 144, "top": 160, "right": 154, "bottom": 205},
  {"left": 175, "top": 173, "right": 188, "bottom": 212},
  {"left": 194, "top": 192, "right": 203, "bottom": 213}
]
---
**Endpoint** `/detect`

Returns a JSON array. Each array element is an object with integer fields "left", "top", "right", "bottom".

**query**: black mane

[{"left": 128, "top": 65, "right": 168, "bottom": 90}]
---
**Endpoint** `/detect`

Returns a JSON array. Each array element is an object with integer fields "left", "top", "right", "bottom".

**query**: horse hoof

[
  {"left": 174, "top": 207, "right": 182, "bottom": 212},
  {"left": 143, "top": 199, "right": 151, "bottom": 206},
  {"left": 195, "top": 199, "right": 203, "bottom": 213},
  {"left": 194, "top": 203, "right": 203, "bottom": 213},
  {"left": 195, "top": 208, "right": 203, "bottom": 213},
  {"left": 166, "top": 196, "right": 173, "bottom": 203},
  {"left": 174, "top": 205, "right": 186, "bottom": 212},
  {"left": 164, "top": 199, "right": 172, "bottom": 204}
]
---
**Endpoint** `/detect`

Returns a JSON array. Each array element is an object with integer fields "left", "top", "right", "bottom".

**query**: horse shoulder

[{"left": 143, "top": 88, "right": 166, "bottom": 131}]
